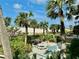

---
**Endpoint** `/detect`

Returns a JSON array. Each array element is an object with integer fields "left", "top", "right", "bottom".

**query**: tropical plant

[
  {"left": 69, "top": 39, "right": 79, "bottom": 59},
  {"left": 73, "top": 25, "right": 79, "bottom": 36},
  {"left": 15, "top": 12, "right": 33, "bottom": 45},
  {"left": 46, "top": 55, "right": 49, "bottom": 59},
  {"left": 50, "top": 24, "right": 60, "bottom": 33},
  {"left": 45, "top": 34, "right": 56, "bottom": 42},
  {"left": 74, "top": 5, "right": 79, "bottom": 20},
  {"left": 30, "top": 19, "right": 38, "bottom": 35},
  {"left": 69, "top": 25, "right": 73, "bottom": 30},
  {"left": 74, "top": 20, "right": 79, "bottom": 26},
  {"left": 46, "top": 52, "right": 60, "bottom": 59},
  {"left": 4, "top": 17, "right": 11, "bottom": 26},
  {"left": 32, "top": 53, "right": 36, "bottom": 59},
  {"left": 39, "top": 34, "right": 56, "bottom": 42},
  {"left": 39, "top": 21, "right": 48, "bottom": 35},
  {"left": 11, "top": 36, "right": 31, "bottom": 59},
  {"left": 51, "top": 52, "right": 60, "bottom": 59},
  {"left": 7, "top": 27, "right": 19, "bottom": 37},
  {"left": 74, "top": 21, "right": 77, "bottom": 25},
  {"left": 47, "top": 0, "right": 74, "bottom": 35}
]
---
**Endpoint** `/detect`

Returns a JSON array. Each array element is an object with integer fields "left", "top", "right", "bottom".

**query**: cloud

[
  {"left": 14, "top": 3, "right": 22, "bottom": 9},
  {"left": 36, "top": 0, "right": 43, "bottom": 3},
  {"left": 29, "top": 0, "right": 47, "bottom": 4},
  {"left": 36, "top": 0, "right": 47, "bottom": 4},
  {"left": 76, "top": 0, "right": 79, "bottom": 5}
]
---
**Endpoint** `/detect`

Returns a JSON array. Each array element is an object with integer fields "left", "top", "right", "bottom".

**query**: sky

[{"left": 0, "top": 0, "right": 78, "bottom": 28}]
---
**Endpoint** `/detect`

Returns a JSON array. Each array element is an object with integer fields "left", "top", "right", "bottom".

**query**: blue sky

[{"left": 0, "top": 0, "right": 78, "bottom": 28}]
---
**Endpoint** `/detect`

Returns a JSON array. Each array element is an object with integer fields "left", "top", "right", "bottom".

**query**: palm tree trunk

[
  {"left": 60, "top": 17, "right": 65, "bottom": 35},
  {"left": 0, "top": 18, "right": 13, "bottom": 59},
  {"left": 33, "top": 27, "right": 35, "bottom": 36},
  {"left": 46, "top": 28, "right": 48, "bottom": 35},
  {"left": 59, "top": 1, "right": 65, "bottom": 35},
  {"left": 57, "top": 29, "right": 58, "bottom": 33},
  {"left": 43, "top": 28, "right": 45, "bottom": 35},
  {"left": 25, "top": 26, "right": 28, "bottom": 45}
]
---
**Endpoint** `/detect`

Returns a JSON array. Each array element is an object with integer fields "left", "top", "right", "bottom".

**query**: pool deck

[{"left": 29, "top": 42, "right": 61, "bottom": 59}]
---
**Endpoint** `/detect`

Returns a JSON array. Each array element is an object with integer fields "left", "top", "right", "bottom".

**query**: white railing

[{"left": 0, "top": 55, "right": 5, "bottom": 58}]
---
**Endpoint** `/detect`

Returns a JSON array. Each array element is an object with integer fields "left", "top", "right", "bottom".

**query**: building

[{"left": 17, "top": 27, "right": 52, "bottom": 35}]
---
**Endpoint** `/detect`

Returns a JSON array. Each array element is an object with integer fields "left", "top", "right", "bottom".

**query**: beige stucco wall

[{"left": 17, "top": 27, "right": 51, "bottom": 35}]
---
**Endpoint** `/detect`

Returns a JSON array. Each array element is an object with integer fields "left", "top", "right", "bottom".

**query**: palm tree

[
  {"left": 15, "top": 12, "right": 33, "bottom": 45},
  {"left": 39, "top": 21, "right": 48, "bottom": 35},
  {"left": 74, "top": 5, "right": 79, "bottom": 20},
  {"left": 56, "top": 25, "right": 60, "bottom": 33},
  {"left": 47, "top": 0, "right": 74, "bottom": 35},
  {"left": 50, "top": 24, "right": 60, "bottom": 33},
  {"left": 30, "top": 19, "right": 38, "bottom": 35},
  {"left": 50, "top": 24, "right": 56, "bottom": 33},
  {"left": 39, "top": 21, "right": 44, "bottom": 35},
  {"left": 78, "top": 21, "right": 79, "bottom": 25},
  {"left": 74, "top": 21, "right": 77, "bottom": 25},
  {"left": 69, "top": 25, "right": 73, "bottom": 30},
  {"left": 45, "top": 21, "right": 48, "bottom": 34},
  {"left": 4, "top": 17, "right": 11, "bottom": 27}
]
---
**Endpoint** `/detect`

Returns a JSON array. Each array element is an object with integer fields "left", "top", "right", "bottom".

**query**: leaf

[{"left": 75, "top": 16, "right": 79, "bottom": 20}]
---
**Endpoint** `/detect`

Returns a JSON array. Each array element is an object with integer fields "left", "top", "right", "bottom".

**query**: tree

[
  {"left": 39, "top": 21, "right": 48, "bottom": 35},
  {"left": 78, "top": 21, "right": 79, "bottom": 25},
  {"left": 30, "top": 19, "right": 38, "bottom": 35},
  {"left": 47, "top": 0, "right": 74, "bottom": 35},
  {"left": 69, "top": 39, "right": 79, "bottom": 59},
  {"left": 56, "top": 25, "right": 60, "bottom": 33},
  {"left": 69, "top": 25, "right": 73, "bottom": 30},
  {"left": 15, "top": 12, "right": 33, "bottom": 45},
  {"left": 74, "top": 5, "right": 79, "bottom": 20},
  {"left": 74, "top": 21, "right": 77, "bottom": 25},
  {"left": 50, "top": 24, "right": 56, "bottom": 34},
  {"left": 50, "top": 24, "right": 60, "bottom": 33},
  {"left": 4, "top": 17, "right": 11, "bottom": 27},
  {"left": 73, "top": 25, "right": 79, "bottom": 36}
]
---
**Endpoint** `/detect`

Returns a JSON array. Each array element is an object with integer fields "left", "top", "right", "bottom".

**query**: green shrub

[
  {"left": 27, "top": 34, "right": 56, "bottom": 42},
  {"left": 69, "top": 38, "right": 79, "bottom": 59},
  {"left": 27, "top": 35, "right": 41, "bottom": 44},
  {"left": 43, "top": 34, "right": 56, "bottom": 42},
  {"left": 10, "top": 36, "right": 32, "bottom": 59},
  {"left": 51, "top": 52, "right": 60, "bottom": 59},
  {"left": 56, "top": 36, "right": 62, "bottom": 43},
  {"left": 47, "top": 52, "right": 60, "bottom": 59},
  {"left": 73, "top": 25, "right": 79, "bottom": 35},
  {"left": 28, "top": 35, "right": 40, "bottom": 39},
  {"left": 46, "top": 55, "right": 50, "bottom": 59},
  {"left": 32, "top": 53, "right": 36, "bottom": 59}
]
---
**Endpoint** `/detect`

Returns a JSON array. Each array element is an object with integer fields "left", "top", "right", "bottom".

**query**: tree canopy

[{"left": 4, "top": 17, "right": 11, "bottom": 26}]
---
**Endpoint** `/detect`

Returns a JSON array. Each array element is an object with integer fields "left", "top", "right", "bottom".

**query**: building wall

[{"left": 17, "top": 27, "right": 51, "bottom": 35}]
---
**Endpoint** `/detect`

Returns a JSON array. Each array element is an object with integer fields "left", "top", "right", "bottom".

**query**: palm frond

[
  {"left": 30, "top": 19, "right": 38, "bottom": 28},
  {"left": 66, "top": 13, "right": 72, "bottom": 20},
  {"left": 75, "top": 16, "right": 79, "bottom": 20},
  {"left": 29, "top": 11, "right": 33, "bottom": 17}
]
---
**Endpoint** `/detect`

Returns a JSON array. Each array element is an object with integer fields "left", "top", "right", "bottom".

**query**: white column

[{"left": 0, "top": 18, "right": 13, "bottom": 59}]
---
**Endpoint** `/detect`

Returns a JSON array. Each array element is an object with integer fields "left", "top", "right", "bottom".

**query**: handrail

[{"left": 0, "top": 55, "right": 5, "bottom": 58}]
